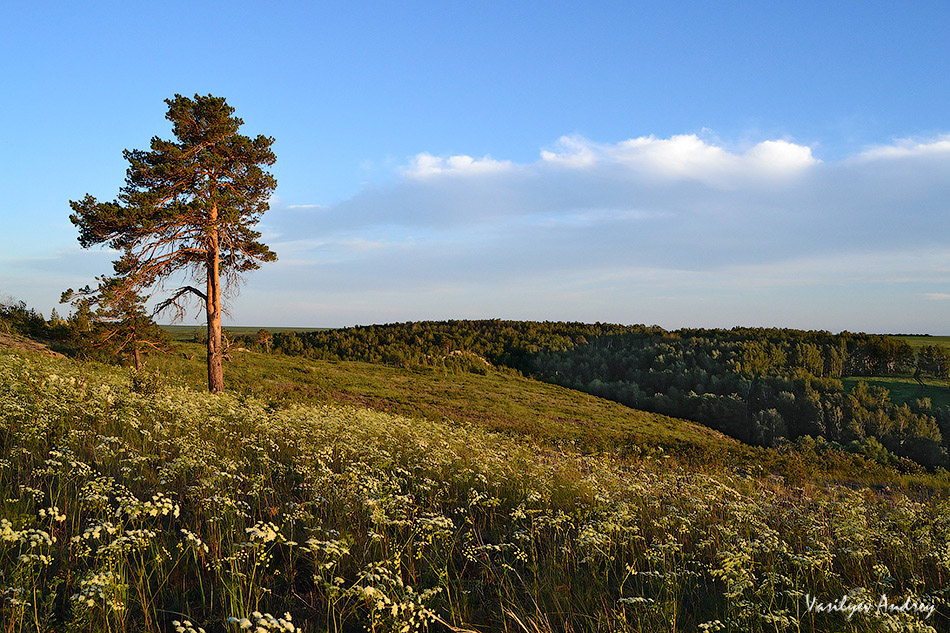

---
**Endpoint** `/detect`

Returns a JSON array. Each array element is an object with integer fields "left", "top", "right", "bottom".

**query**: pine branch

[{"left": 153, "top": 285, "right": 208, "bottom": 319}]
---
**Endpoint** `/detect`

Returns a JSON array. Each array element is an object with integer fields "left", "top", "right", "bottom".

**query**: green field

[
  {"left": 889, "top": 334, "right": 950, "bottom": 350},
  {"left": 847, "top": 333, "right": 950, "bottom": 409}
]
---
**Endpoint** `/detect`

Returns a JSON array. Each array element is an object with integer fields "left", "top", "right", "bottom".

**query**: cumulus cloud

[
  {"left": 404, "top": 152, "right": 514, "bottom": 178},
  {"left": 266, "top": 132, "right": 950, "bottom": 267},
  {"left": 540, "top": 134, "right": 818, "bottom": 184},
  {"left": 539, "top": 136, "right": 599, "bottom": 168},
  {"left": 744, "top": 140, "right": 819, "bottom": 174},
  {"left": 857, "top": 136, "right": 950, "bottom": 161}
]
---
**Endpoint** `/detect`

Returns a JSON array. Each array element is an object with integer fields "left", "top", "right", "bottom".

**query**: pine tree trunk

[
  {"left": 206, "top": 206, "right": 225, "bottom": 393},
  {"left": 132, "top": 321, "right": 141, "bottom": 371}
]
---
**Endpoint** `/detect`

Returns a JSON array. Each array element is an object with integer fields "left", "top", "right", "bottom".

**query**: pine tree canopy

[{"left": 70, "top": 94, "right": 277, "bottom": 290}]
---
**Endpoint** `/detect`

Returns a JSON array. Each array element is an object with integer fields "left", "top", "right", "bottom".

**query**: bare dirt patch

[{"left": 0, "top": 332, "right": 66, "bottom": 358}]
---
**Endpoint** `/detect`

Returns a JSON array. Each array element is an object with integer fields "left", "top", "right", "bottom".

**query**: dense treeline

[
  {"left": 234, "top": 320, "right": 950, "bottom": 467},
  {"left": 235, "top": 320, "right": 642, "bottom": 371},
  {"left": 0, "top": 298, "right": 54, "bottom": 339}
]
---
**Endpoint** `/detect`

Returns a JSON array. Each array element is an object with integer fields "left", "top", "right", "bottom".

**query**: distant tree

[
  {"left": 45, "top": 307, "right": 71, "bottom": 340},
  {"left": 256, "top": 328, "right": 273, "bottom": 354},
  {"left": 0, "top": 298, "right": 47, "bottom": 337},
  {"left": 751, "top": 408, "right": 787, "bottom": 447},
  {"left": 69, "top": 94, "right": 277, "bottom": 392},
  {"left": 916, "top": 345, "right": 950, "bottom": 383},
  {"left": 790, "top": 342, "right": 823, "bottom": 377}
]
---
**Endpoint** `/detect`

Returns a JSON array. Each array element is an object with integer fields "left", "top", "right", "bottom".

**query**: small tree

[
  {"left": 256, "top": 328, "right": 273, "bottom": 354},
  {"left": 915, "top": 345, "right": 950, "bottom": 384},
  {"left": 61, "top": 277, "right": 166, "bottom": 370},
  {"left": 69, "top": 94, "right": 277, "bottom": 392}
]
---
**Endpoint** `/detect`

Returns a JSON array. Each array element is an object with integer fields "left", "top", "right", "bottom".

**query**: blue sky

[{"left": 2, "top": 1, "right": 950, "bottom": 332}]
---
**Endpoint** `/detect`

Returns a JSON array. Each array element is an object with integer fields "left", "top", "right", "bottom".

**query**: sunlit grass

[
  {"left": 152, "top": 342, "right": 733, "bottom": 452},
  {"left": 889, "top": 336, "right": 950, "bottom": 352}
]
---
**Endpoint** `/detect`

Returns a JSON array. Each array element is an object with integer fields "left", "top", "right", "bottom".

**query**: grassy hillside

[
  {"left": 153, "top": 342, "right": 731, "bottom": 452},
  {"left": 3, "top": 346, "right": 950, "bottom": 632},
  {"left": 150, "top": 344, "right": 950, "bottom": 489},
  {"left": 218, "top": 321, "right": 950, "bottom": 469}
]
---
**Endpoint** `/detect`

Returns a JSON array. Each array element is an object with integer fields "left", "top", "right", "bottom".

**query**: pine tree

[
  {"left": 69, "top": 94, "right": 277, "bottom": 392},
  {"left": 61, "top": 277, "right": 167, "bottom": 370}
]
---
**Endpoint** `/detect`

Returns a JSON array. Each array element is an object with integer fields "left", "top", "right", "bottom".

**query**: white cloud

[
  {"left": 856, "top": 136, "right": 950, "bottom": 161},
  {"left": 612, "top": 134, "right": 735, "bottom": 177},
  {"left": 924, "top": 293, "right": 950, "bottom": 300},
  {"left": 539, "top": 134, "right": 818, "bottom": 184},
  {"left": 744, "top": 140, "right": 819, "bottom": 174},
  {"left": 539, "top": 135, "right": 599, "bottom": 168},
  {"left": 404, "top": 152, "right": 514, "bottom": 178}
]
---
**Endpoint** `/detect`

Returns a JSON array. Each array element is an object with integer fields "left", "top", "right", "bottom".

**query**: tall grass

[{"left": 0, "top": 349, "right": 947, "bottom": 632}]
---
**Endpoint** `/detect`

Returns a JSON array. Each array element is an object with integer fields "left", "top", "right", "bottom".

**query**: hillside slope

[{"left": 151, "top": 341, "right": 734, "bottom": 452}]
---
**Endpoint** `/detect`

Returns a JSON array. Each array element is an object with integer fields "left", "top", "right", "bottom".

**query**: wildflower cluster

[
  {"left": 171, "top": 619, "right": 206, "bottom": 633},
  {"left": 355, "top": 563, "right": 441, "bottom": 633},
  {"left": 226, "top": 611, "right": 295, "bottom": 632},
  {"left": 179, "top": 528, "right": 210, "bottom": 554},
  {"left": 115, "top": 492, "right": 180, "bottom": 521},
  {"left": 70, "top": 570, "right": 127, "bottom": 612},
  {"left": 245, "top": 521, "right": 281, "bottom": 543}
]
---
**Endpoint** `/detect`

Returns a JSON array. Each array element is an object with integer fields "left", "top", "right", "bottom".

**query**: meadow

[
  {"left": 156, "top": 340, "right": 731, "bottom": 452},
  {"left": 2, "top": 345, "right": 950, "bottom": 632},
  {"left": 857, "top": 336, "right": 950, "bottom": 411},
  {"left": 215, "top": 322, "right": 950, "bottom": 470},
  {"left": 889, "top": 337, "right": 950, "bottom": 352}
]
